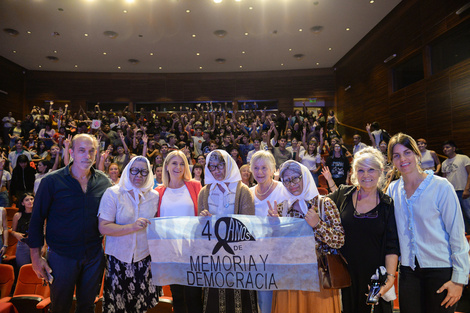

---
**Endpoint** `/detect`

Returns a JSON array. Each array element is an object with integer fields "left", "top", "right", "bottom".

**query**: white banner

[{"left": 148, "top": 215, "right": 319, "bottom": 291}]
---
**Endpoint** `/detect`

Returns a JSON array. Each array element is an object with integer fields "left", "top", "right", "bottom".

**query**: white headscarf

[
  {"left": 205, "top": 149, "right": 241, "bottom": 194},
  {"left": 279, "top": 160, "right": 319, "bottom": 215},
  {"left": 118, "top": 156, "right": 155, "bottom": 199}
]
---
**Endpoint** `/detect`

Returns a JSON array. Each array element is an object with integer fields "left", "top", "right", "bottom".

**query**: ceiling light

[
  {"left": 74, "top": 65, "right": 78, "bottom": 68},
  {"left": 103, "top": 31, "right": 118, "bottom": 39},
  {"left": 370, "top": 0, "right": 375, "bottom": 3},
  {"left": 192, "top": 34, "right": 196, "bottom": 37},
  {"left": 13, "top": 50, "right": 16, "bottom": 53},
  {"left": 316, "top": 62, "right": 320, "bottom": 65},
  {"left": 38, "top": 65, "right": 42, "bottom": 68},
  {"left": 310, "top": 25, "right": 324, "bottom": 34},
  {"left": 213, "top": 0, "right": 222, "bottom": 3},
  {"left": 242, "top": 51, "right": 245, "bottom": 54},
  {"left": 249, "top": 6, "right": 253, "bottom": 10},
  {"left": 123, "top": 10, "right": 128, "bottom": 13},
  {"left": 215, "top": 58, "right": 226, "bottom": 64},
  {"left": 125, "top": 0, "right": 135, "bottom": 3},
  {"left": 328, "top": 47, "right": 332, "bottom": 50},
  {"left": 199, "top": 66, "right": 203, "bottom": 69},
  {"left": 46, "top": 56, "right": 59, "bottom": 62},
  {"left": 281, "top": 63, "right": 284, "bottom": 66},
  {"left": 244, "top": 32, "right": 249, "bottom": 36},
  {"left": 150, "top": 53, "right": 154, "bottom": 56},
  {"left": 117, "top": 67, "right": 121, "bottom": 69},
  {"left": 103, "top": 52, "right": 107, "bottom": 55},
  {"left": 27, "top": 31, "right": 31, "bottom": 34},
  {"left": 239, "top": 65, "right": 243, "bottom": 68},
  {"left": 196, "top": 53, "right": 200, "bottom": 56},
  {"left": 84, "top": 34, "right": 89, "bottom": 37},
  {"left": 3, "top": 28, "right": 19, "bottom": 36},
  {"left": 299, "top": 29, "right": 303, "bottom": 32},
  {"left": 53, "top": 50, "right": 57, "bottom": 53},
  {"left": 293, "top": 54, "right": 304, "bottom": 60},
  {"left": 235, "top": 0, "right": 241, "bottom": 2},
  {"left": 288, "top": 48, "right": 292, "bottom": 51},
  {"left": 214, "top": 30, "right": 227, "bottom": 38},
  {"left": 128, "top": 59, "right": 139, "bottom": 64},
  {"left": 346, "top": 27, "right": 350, "bottom": 31},
  {"left": 186, "top": 9, "right": 191, "bottom": 13},
  {"left": 159, "top": 67, "right": 162, "bottom": 70}
]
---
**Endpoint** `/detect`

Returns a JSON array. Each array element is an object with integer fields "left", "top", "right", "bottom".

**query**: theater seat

[
  {"left": 317, "top": 187, "right": 328, "bottom": 195},
  {"left": 0, "top": 265, "right": 15, "bottom": 299},
  {"left": 317, "top": 174, "right": 329, "bottom": 189},
  {"left": 0, "top": 264, "right": 50, "bottom": 313},
  {"left": 148, "top": 285, "right": 173, "bottom": 313},
  {"left": 2, "top": 231, "right": 17, "bottom": 267},
  {"left": 393, "top": 271, "right": 399, "bottom": 311}
]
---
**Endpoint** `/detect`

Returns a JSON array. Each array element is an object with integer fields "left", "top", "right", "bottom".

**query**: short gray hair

[
  {"left": 250, "top": 150, "right": 276, "bottom": 173},
  {"left": 279, "top": 161, "right": 302, "bottom": 180},
  {"left": 350, "top": 147, "right": 385, "bottom": 187}
]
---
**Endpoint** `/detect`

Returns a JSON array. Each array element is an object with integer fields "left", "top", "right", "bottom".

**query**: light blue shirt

[{"left": 387, "top": 171, "right": 470, "bottom": 284}]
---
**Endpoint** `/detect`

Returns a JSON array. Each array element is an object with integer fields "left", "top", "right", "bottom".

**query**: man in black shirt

[{"left": 29, "top": 134, "right": 112, "bottom": 313}]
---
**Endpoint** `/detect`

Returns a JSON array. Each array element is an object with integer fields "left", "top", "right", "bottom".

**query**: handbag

[{"left": 316, "top": 196, "right": 351, "bottom": 289}]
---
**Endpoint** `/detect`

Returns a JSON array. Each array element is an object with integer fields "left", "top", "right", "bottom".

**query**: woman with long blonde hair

[{"left": 155, "top": 150, "right": 203, "bottom": 313}]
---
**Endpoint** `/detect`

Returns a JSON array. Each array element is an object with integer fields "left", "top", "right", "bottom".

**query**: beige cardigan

[{"left": 197, "top": 181, "right": 255, "bottom": 215}]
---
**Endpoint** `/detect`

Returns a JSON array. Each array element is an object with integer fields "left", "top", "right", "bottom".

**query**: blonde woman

[
  {"left": 325, "top": 147, "right": 399, "bottom": 313},
  {"left": 249, "top": 150, "right": 288, "bottom": 313},
  {"left": 155, "top": 150, "right": 203, "bottom": 313}
]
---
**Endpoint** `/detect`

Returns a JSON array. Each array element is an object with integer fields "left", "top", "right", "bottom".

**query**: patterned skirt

[{"left": 103, "top": 254, "right": 159, "bottom": 313}]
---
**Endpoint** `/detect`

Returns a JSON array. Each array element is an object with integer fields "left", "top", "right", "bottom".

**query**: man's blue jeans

[{"left": 47, "top": 247, "right": 105, "bottom": 313}]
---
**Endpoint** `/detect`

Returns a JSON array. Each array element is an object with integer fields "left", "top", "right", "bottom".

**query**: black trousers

[
  {"left": 170, "top": 284, "right": 203, "bottom": 313},
  {"left": 399, "top": 263, "right": 458, "bottom": 313}
]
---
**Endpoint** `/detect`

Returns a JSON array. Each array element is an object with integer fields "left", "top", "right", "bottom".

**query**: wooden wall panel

[
  {"left": 0, "top": 57, "right": 26, "bottom": 119},
  {"left": 18, "top": 68, "right": 334, "bottom": 118},
  {"left": 335, "top": 0, "right": 470, "bottom": 154}
]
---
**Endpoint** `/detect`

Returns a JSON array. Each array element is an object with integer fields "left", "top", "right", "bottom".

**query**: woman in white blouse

[
  {"left": 155, "top": 150, "right": 203, "bottom": 313},
  {"left": 98, "top": 156, "right": 160, "bottom": 313},
  {"left": 385, "top": 133, "right": 469, "bottom": 313},
  {"left": 249, "top": 150, "right": 288, "bottom": 313}
]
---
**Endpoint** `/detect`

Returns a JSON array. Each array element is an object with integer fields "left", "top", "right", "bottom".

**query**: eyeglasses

[
  {"left": 129, "top": 168, "right": 149, "bottom": 176},
  {"left": 282, "top": 175, "right": 302, "bottom": 187},
  {"left": 353, "top": 210, "right": 378, "bottom": 219},
  {"left": 208, "top": 163, "right": 225, "bottom": 172}
]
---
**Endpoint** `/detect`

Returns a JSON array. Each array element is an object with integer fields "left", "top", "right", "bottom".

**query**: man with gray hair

[{"left": 28, "top": 134, "right": 112, "bottom": 313}]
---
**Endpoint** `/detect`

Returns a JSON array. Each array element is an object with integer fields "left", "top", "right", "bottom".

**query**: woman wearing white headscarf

[
  {"left": 198, "top": 149, "right": 256, "bottom": 313},
  {"left": 98, "top": 156, "right": 160, "bottom": 313},
  {"left": 268, "top": 160, "right": 344, "bottom": 313}
]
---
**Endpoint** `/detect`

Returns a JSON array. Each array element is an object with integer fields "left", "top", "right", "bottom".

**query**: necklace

[
  {"left": 354, "top": 188, "right": 379, "bottom": 218},
  {"left": 256, "top": 180, "right": 274, "bottom": 197}
]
